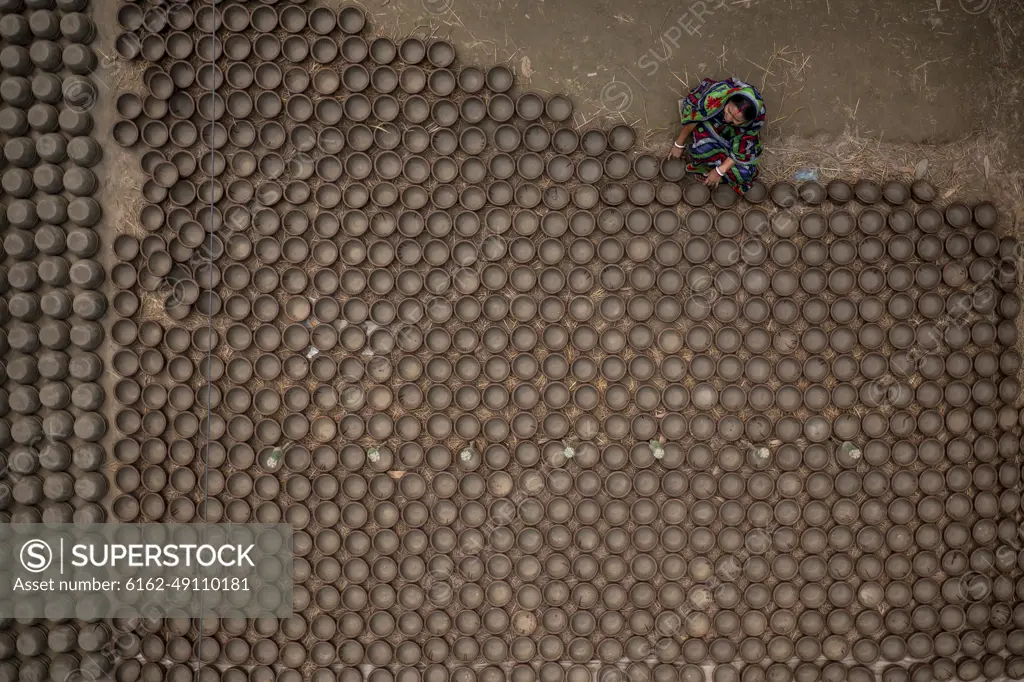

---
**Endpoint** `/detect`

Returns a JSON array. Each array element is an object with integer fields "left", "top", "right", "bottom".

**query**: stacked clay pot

[{"left": 0, "top": 0, "right": 106, "bottom": 678}]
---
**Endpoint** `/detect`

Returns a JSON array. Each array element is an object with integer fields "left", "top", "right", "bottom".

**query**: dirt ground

[{"left": 347, "top": 0, "right": 1024, "bottom": 230}]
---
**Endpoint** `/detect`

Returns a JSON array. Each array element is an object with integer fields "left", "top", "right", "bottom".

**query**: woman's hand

[
  {"left": 669, "top": 124, "right": 697, "bottom": 159},
  {"left": 703, "top": 170, "right": 722, "bottom": 187}
]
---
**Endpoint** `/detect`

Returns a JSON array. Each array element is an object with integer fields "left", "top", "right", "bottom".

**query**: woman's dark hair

[{"left": 727, "top": 94, "right": 757, "bottom": 122}]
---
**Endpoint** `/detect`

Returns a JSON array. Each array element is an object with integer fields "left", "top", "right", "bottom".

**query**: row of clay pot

[
  {"left": 0, "top": 75, "right": 72, "bottom": 115},
  {"left": 125, "top": 147, "right": 676, "bottom": 190},
  {"left": 0, "top": 0, "right": 107, "bottom": 536},
  {"left": 112, "top": 200, "right": 1011, "bottom": 259},
  {"left": 108, "top": 169, "right": 1005, "bottom": 248},
  {"left": 106, "top": 224, "right": 1022, "bottom": 334},
  {"left": 102, "top": 379, "right": 1015, "bottom": 444},
  {"left": 103, "top": 296, "right": 1019, "bottom": 377},
  {"left": 117, "top": 100, "right": 613, "bottom": 157},
  {"left": 108, "top": 427, "right": 1018, "bottom": 503},
  {"left": 0, "top": 9, "right": 95, "bottom": 42},
  {"left": 2, "top": 70, "right": 95, "bottom": 111},
  {"left": 117, "top": 4, "right": 364, "bottom": 37},
  {"left": 697, "top": 177, "right": 1002, "bottom": 229},
  {"left": 106, "top": 347, "right": 1019, "bottom": 430},
  {"left": 114, "top": 215, "right": 1012, "bottom": 319},
  {"left": 115, "top": 103, "right": 588, "bottom": 158},
  {"left": 105, "top": 473, "right": 1007, "bottom": 564},
  {"left": 107, "top": 261, "right": 1024, "bottom": 334},
  {"left": 36, "top": 608, "right": 1018, "bottom": 659},
  {"left": 101, "top": 251, "right": 1015, "bottom": 352},
  {"left": 103, "top": 501, "right": 1014, "bottom": 572},
  {"left": 118, "top": 55, "right": 563, "bottom": 114},
  {"left": 686, "top": 203, "right": 1004, "bottom": 240},
  {"left": 115, "top": 5, "right": 368, "bottom": 60},
  {"left": 772, "top": 177, "right": 998, "bottom": 220},
  {"left": 123, "top": 179, "right": 680, "bottom": 226},
  {"left": 104, "top": 618, "right": 1024, "bottom": 667},
  {"left": 91, "top": 657, "right": 1024, "bottom": 682},
  {"left": 165, "top": 242, "right": 1002, "bottom": 298},
  {"left": 112, "top": 57, "right": 516, "bottom": 105},
  {"left": 102, "top": 291, "right": 1021, "bottom": 369},
  {"left": 108, "top": 488, "right": 1019, "bottom": 558},
  {"left": 101, "top": 368, "right": 1015, "bottom": 444},
  {"left": 109, "top": 429, "right": 1019, "bottom": 477},
  {"left": 109, "top": 263, "right": 1015, "bottom": 323},
  {"left": 0, "top": 38, "right": 95, "bottom": 74},
  {"left": 114, "top": 187, "right": 1010, "bottom": 279}
]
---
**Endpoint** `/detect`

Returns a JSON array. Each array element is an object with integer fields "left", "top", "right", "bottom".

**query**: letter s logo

[{"left": 21, "top": 540, "right": 53, "bottom": 573}]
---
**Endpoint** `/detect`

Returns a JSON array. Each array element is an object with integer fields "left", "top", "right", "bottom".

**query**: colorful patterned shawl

[{"left": 680, "top": 77, "right": 766, "bottom": 167}]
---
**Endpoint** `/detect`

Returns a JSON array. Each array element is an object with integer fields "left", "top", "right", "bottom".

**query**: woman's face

[{"left": 723, "top": 101, "right": 748, "bottom": 125}]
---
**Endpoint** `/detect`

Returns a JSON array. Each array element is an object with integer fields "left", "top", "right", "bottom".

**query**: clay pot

[
  {"left": 485, "top": 65, "right": 513, "bottom": 91},
  {"left": 683, "top": 181, "right": 710, "bottom": 207},
  {"left": 426, "top": 70, "right": 456, "bottom": 101},
  {"left": 880, "top": 180, "right": 909, "bottom": 204},
  {"left": 800, "top": 181, "right": 826, "bottom": 204},
  {"left": 908, "top": 179, "right": 936, "bottom": 202},
  {"left": 311, "top": 66, "right": 339, "bottom": 94},
  {"left": 399, "top": 36, "right": 425, "bottom": 63},
  {"left": 851, "top": 179, "right": 884, "bottom": 202},
  {"left": 339, "top": 34, "right": 367, "bottom": 64},
  {"left": 973, "top": 201, "right": 998, "bottom": 227},
  {"left": 425, "top": 39, "right": 455, "bottom": 67},
  {"left": 945, "top": 202, "right": 972, "bottom": 227},
  {"left": 770, "top": 182, "right": 797, "bottom": 207}
]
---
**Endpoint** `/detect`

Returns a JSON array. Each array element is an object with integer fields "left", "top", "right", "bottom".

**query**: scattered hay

[
  {"left": 134, "top": 291, "right": 169, "bottom": 322},
  {"left": 106, "top": 53, "right": 149, "bottom": 95},
  {"left": 113, "top": 192, "right": 149, "bottom": 237}
]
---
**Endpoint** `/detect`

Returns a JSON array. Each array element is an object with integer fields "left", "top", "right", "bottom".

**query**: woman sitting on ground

[{"left": 668, "top": 77, "right": 766, "bottom": 194}]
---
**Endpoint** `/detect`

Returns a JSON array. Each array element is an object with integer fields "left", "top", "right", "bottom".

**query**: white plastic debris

[
  {"left": 367, "top": 447, "right": 381, "bottom": 463},
  {"left": 649, "top": 439, "right": 665, "bottom": 459},
  {"left": 263, "top": 447, "right": 284, "bottom": 472}
]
